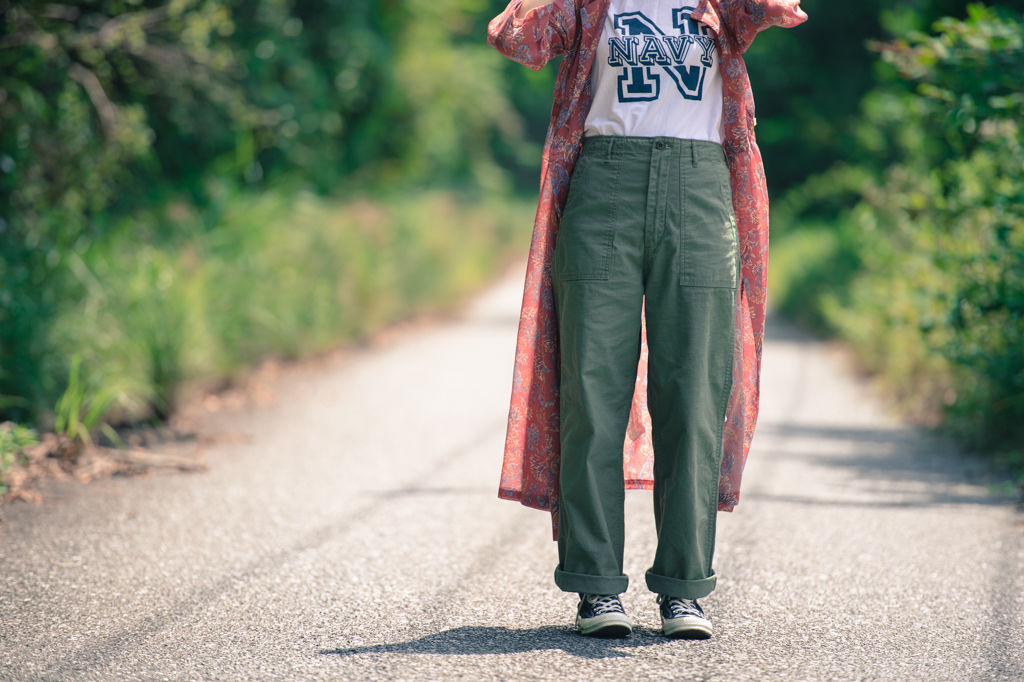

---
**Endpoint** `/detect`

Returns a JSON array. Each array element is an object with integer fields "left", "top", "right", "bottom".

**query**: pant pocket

[
  {"left": 679, "top": 164, "right": 738, "bottom": 289},
  {"left": 553, "top": 155, "right": 619, "bottom": 282}
]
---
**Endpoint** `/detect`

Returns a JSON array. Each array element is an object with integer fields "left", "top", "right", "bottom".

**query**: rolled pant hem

[
  {"left": 644, "top": 569, "right": 717, "bottom": 599},
  {"left": 554, "top": 566, "right": 629, "bottom": 595}
]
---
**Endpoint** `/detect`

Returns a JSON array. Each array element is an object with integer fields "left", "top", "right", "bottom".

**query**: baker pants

[{"left": 551, "top": 136, "right": 738, "bottom": 600}]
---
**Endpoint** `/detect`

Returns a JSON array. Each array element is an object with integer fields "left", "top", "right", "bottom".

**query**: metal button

[{"left": 655, "top": 141, "right": 665, "bottom": 149}]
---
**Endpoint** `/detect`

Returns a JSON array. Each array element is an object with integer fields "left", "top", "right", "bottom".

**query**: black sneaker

[
  {"left": 575, "top": 593, "right": 633, "bottom": 638},
  {"left": 658, "top": 595, "right": 713, "bottom": 639}
]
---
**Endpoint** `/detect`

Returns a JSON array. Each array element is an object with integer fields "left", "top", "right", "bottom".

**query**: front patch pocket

[
  {"left": 679, "top": 165, "right": 739, "bottom": 289},
  {"left": 552, "top": 155, "right": 620, "bottom": 282}
]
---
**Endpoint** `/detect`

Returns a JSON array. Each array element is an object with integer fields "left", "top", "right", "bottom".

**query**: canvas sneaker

[
  {"left": 658, "top": 595, "right": 713, "bottom": 639},
  {"left": 575, "top": 593, "right": 633, "bottom": 638}
]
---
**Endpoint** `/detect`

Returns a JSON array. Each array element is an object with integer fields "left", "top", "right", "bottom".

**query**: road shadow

[
  {"left": 752, "top": 422, "right": 1022, "bottom": 508},
  {"left": 758, "top": 312, "right": 1022, "bottom": 508},
  {"left": 319, "top": 625, "right": 685, "bottom": 660}
]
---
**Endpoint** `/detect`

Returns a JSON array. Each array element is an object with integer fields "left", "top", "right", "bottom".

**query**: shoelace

[
  {"left": 584, "top": 594, "right": 625, "bottom": 615},
  {"left": 661, "top": 596, "right": 703, "bottom": 619}
]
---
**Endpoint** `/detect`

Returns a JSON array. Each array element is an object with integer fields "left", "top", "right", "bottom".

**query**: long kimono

[{"left": 488, "top": 0, "right": 808, "bottom": 539}]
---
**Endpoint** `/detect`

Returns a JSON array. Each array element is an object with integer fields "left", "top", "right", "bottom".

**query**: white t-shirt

[{"left": 583, "top": 1, "right": 724, "bottom": 142}]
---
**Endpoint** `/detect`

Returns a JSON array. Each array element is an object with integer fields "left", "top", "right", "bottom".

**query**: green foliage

[
  {"left": 0, "top": 0, "right": 546, "bottom": 433},
  {"left": 745, "top": 0, "right": 975, "bottom": 193},
  {"left": 770, "top": 4, "right": 1024, "bottom": 480},
  {"left": 34, "top": 186, "right": 532, "bottom": 435},
  {"left": 53, "top": 355, "right": 132, "bottom": 445},
  {"left": 0, "top": 1, "right": 531, "bottom": 216},
  {"left": 0, "top": 422, "right": 38, "bottom": 495}
]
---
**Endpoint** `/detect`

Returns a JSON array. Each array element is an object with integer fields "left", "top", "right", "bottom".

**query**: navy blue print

[{"left": 607, "top": 6, "right": 715, "bottom": 103}]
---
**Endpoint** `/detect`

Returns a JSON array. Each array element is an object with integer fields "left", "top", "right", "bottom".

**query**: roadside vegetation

[
  {"left": 1, "top": 0, "right": 542, "bottom": 493},
  {"left": 769, "top": 5, "right": 1024, "bottom": 485},
  {"left": 15, "top": 184, "right": 531, "bottom": 428}
]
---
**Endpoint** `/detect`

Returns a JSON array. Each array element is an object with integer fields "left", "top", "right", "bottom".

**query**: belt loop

[
  {"left": 607, "top": 137, "right": 615, "bottom": 160},
  {"left": 690, "top": 140, "right": 697, "bottom": 168}
]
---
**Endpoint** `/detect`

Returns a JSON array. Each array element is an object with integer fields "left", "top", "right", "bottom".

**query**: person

[{"left": 487, "top": 0, "right": 807, "bottom": 639}]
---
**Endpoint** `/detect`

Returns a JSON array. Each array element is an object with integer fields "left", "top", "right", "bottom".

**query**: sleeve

[
  {"left": 487, "top": 0, "right": 578, "bottom": 72},
  {"left": 695, "top": 0, "right": 807, "bottom": 54}
]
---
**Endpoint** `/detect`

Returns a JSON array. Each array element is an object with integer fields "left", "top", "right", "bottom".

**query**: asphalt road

[{"left": 2, "top": 264, "right": 1022, "bottom": 681}]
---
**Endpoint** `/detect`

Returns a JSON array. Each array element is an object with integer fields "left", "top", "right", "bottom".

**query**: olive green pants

[{"left": 551, "top": 136, "right": 738, "bottom": 600}]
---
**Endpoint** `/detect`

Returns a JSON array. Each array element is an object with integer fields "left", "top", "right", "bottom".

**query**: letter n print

[{"left": 611, "top": 13, "right": 661, "bottom": 102}]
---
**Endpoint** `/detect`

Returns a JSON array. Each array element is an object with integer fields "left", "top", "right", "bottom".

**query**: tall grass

[
  {"left": 11, "top": 185, "right": 533, "bottom": 435},
  {"left": 0, "top": 423, "right": 38, "bottom": 495}
]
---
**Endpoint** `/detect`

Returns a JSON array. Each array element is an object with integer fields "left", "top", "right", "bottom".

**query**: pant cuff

[
  {"left": 645, "top": 569, "right": 717, "bottom": 599},
  {"left": 554, "top": 566, "right": 629, "bottom": 595}
]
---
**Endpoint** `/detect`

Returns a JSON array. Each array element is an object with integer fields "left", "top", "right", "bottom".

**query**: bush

[
  {"left": 29, "top": 187, "right": 533, "bottom": 431},
  {"left": 0, "top": 0, "right": 543, "bottom": 433},
  {"left": 770, "top": 4, "right": 1024, "bottom": 479},
  {"left": 0, "top": 423, "right": 38, "bottom": 495}
]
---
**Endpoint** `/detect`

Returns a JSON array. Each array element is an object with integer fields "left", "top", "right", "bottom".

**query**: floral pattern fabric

[{"left": 488, "top": 0, "right": 808, "bottom": 539}]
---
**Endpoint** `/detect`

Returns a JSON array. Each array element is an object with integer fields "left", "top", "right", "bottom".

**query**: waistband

[{"left": 580, "top": 135, "right": 727, "bottom": 165}]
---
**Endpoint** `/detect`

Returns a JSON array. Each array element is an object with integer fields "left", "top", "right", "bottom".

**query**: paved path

[{"left": 2, "top": 264, "right": 1022, "bottom": 681}]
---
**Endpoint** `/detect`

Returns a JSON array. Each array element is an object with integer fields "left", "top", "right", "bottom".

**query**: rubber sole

[
  {"left": 576, "top": 613, "right": 633, "bottom": 638},
  {"left": 662, "top": 616, "right": 713, "bottom": 640}
]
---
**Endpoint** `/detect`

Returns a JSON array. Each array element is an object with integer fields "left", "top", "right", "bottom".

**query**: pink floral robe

[{"left": 488, "top": 0, "right": 808, "bottom": 539}]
